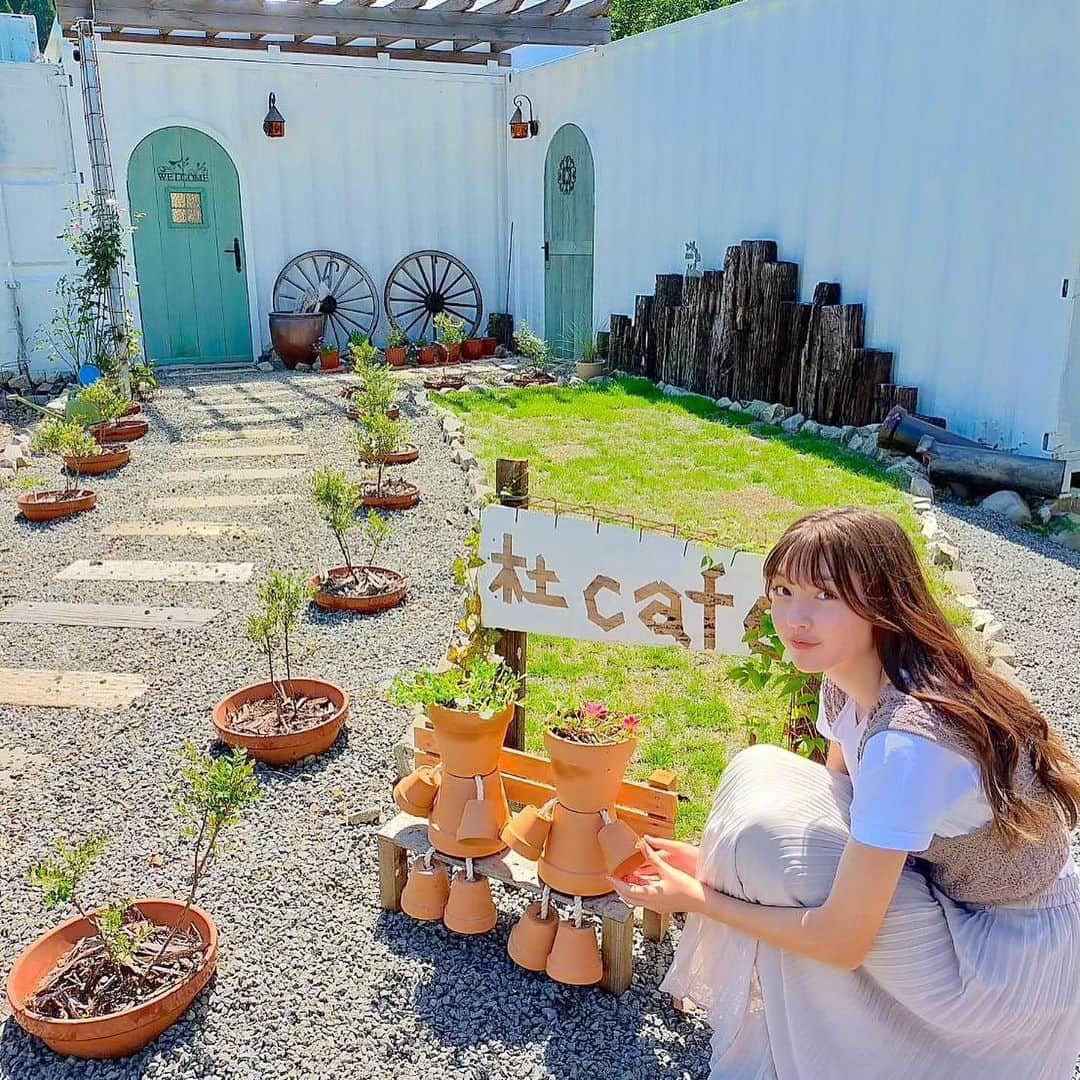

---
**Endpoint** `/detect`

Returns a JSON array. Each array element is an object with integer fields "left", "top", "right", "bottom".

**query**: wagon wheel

[
  {"left": 272, "top": 250, "right": 379, "bottom": 352},
  {"left": 383, "top": 250, "right": 483, "bottom": 343}
]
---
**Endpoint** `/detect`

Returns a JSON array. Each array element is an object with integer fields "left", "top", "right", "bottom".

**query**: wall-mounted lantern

[
  {"left": 263, "top": 93, "right": 285, "bottom": 139},
  {"left": 509, "top": 94, "right": 539, "bottom": 139}
]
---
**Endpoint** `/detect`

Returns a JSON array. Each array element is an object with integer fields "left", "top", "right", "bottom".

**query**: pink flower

[
  {"left": 621, "top": 714, "right": 641, "bottom": 731},
  {"left": 581, "top": 701, "right": 609, "bottom": 721}
]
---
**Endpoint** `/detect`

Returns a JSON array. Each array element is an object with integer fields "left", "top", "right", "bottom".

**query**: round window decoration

[{"left": 557, "top": 155, "right": 577, "bottom": 195}]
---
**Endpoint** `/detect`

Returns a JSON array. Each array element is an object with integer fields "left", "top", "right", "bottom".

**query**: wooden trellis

[
  {"left": 608, "top": 240, "right": 919, "bottom": 428},
  {"left": 57, "top": 0, "right": 612, "bottom": 67}
]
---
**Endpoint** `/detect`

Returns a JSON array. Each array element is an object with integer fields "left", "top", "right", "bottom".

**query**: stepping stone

[
  {"left": 56, "top": 559, "right": 254, "bottom": 584},
  {"left": 195, "top": 428, "right": 299, "bottom": 442},
  {"left": 0, "top": 601, "right": 219, "bottom": 631},
  {"left": 165, "top": 467, "right": 304, "bottom": 483},
  {"left": 103, "top": 520, "right": 263, "bottom": 539},
  {"left": 178, "top": 444, "right": 308, "bottom": 460},
  {"left": 190, "top": 401, "right": 291, "bottom": 412},
  {"left": 150, "top": 494, "right": 300, "bottom": 511},
  {"left": 0, "top": 667, "right": 147, "bottom": 709},
  {"left": 196, "top": 412, "right": 302, "bottom": 425}
]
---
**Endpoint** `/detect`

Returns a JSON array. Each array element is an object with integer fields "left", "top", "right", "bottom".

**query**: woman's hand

[
  {"left": 608, "top": 839, "right": 708, "bottom": 916},
  {"left": 635, "top": 835, "right": 699, "bottom": 877}
]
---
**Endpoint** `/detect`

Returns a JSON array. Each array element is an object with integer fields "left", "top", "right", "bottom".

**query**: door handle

[
  {"left": 543, "top": 241, "right": 550, "bottom": 264},
  {"left": 224, "top": 238, "right": 242, "bottom": 274}
]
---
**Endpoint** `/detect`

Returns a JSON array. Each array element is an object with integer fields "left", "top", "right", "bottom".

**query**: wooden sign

[{"left": 478, "top": 505, "right": 765, "bottom": 655}]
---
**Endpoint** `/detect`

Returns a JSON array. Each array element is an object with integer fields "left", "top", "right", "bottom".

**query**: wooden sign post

[{"left": 494, "top": 458, "right": 529, "bottom": 750}]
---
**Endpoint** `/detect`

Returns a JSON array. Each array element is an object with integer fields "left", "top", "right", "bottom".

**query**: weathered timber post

[{"left": 494, "top": 457, "right": 529, "bottom": 750}]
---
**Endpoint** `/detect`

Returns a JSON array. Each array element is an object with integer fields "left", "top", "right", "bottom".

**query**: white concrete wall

[
  {"left": 507, "top": 0, "right": 1080, "bottom": 453},
  {"left": 0, "top": 61, "right": 80, "bottom": 378},
  {"left": 74, "top": 41, "right": 510, "bottom": 361}
]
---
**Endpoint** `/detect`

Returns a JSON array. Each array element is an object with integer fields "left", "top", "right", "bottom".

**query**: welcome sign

[{"left": 478, "top": 505, "right": 766, "bottom": 655}]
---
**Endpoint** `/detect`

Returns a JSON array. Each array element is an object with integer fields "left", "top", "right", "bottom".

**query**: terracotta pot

[
  {"left": 457, "top": 790, "right": 503, "bottom": 843},
  {"left": 438, "top": 343, "right": 462, "bottom": 365},
  {"left": 480, "top": 337, "right": 498, "bottom": 358},
  {"left": 545, "top": 919, "right": 602, "bottom": 986},
  {"left": 6, "top": 899, "right": 218, "bottom": 1060},
  {"left": 575, "top": 360, "right": 604, "bottom": 382},
  {"left": 63, "top": 445, "right": 131, "bottom": 476},
  {"left": 347, "top": 406, "right": 400, "bottom": 422},
  {"left": 212, "top": 678, "right": 348, "bottom": 766},
  {"left": 443, "top": 873, "right": 497, "bottom": 936},
  {"left": 543, "top": 732, "right": 637, "bottom": 813},
  {"left": 597, "top": 817, "right": 647, "bottom": 879},
  {"left": 507, "top": 902, "right": 560, "bottom": 972},
  {"left": 386, "top": 346, "right": 408, "bottom": 368},
  {"left": 428, "top": 702, "right": 514, "bottom": 776},
  {"left": 393, "top": 766, "right": 441, "bottom": 818},
  {"left": 90, "top": 419, "right": 148, "bottom": 444},
  {"left": 401, "top": 859, "right": 450, "bottom": 921},
  {"left": 310, "top": 567, "right": 408, "bottom": 614},
  {"left": 382, "top": 444, "right": 419, "bottom": 466},
  {"left": 422, "top": 375, "right": 465, "bottom": 392},
  {"left": 462, "top": 339, "right": 484, "bottom": 362},
  {"left": 501, "top": 804, "right": 553, "bottom": 862},
  {"left": 269, "top": 312, "right": 327, "bottom": 369},
  {"left": 537, "top": 802, "right": 609, "bottom": 897},
  {"left": 418, "top": 346, "right": 438, "bottom": 366},
  {"left": 16, "top": 489, "right": 97, "bottom": 522},
  {"left": 317, "top": 350, "right": 341, "bottom": 372},
  {"left": 122, "top": 401, "right": 142, "bottom": 416},
  {"left": 361, "top": 483, "right": 420, "bottom": 510},
  {"left": 428, "top": 770, "right": 508, "bottom": 858}
]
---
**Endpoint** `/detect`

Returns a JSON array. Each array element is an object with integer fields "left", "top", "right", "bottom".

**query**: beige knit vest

[{"left": 821, "top": 677, "right": 1070, "bottom": 905}]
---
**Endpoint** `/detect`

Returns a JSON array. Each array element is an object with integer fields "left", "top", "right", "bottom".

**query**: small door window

[{"left": 169, "top": 190, "right": 204, "bottom": 225}]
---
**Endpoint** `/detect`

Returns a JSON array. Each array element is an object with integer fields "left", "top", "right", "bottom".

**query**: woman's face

[{"left": 768, "top": 572, "right": 876, "bottom": 674}]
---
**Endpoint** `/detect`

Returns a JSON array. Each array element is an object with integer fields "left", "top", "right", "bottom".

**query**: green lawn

[{"left": 444, "top": 377, "right": 962, "bottom": 838}]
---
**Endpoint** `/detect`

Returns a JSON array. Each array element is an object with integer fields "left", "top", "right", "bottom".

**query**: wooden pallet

[{"left": 378, "top": 717, "right": 677, "bottom": 994}]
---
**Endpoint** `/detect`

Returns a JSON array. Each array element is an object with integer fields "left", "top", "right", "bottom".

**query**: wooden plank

[
  {"left": 150, "top": 494, "right": 300, "bottom": 511},
  {"left": 710, "top": 244, "right": 742, "bottom": 400},
  {"left": 59, "top": 0, "right": 611, "bottom": 46},
  {"left": 378, "top": 813, "right": 633, "bottom": 921},
  {"left": 600, "top": 916, "right": 634, "bottom": 994},
  {"left": 0, "top": 668, "right": 147, "bottom": 709},
  {"left": 190, "top": 401, "right": 294, "bottom": 412},
  {"left": 195, "top": 412, "right": 302, "bottom": 425},
  {"left": 796, "top": 282, "right": 842, "bottom": 419},
  {"left": 56, "top": 560, "right": 254, "bottom": 584},
  {"left": 378, "top": 834, "right": 408, "bottom": 912},
  {"left": 194, "top": 428, "right": 299, "bottom": 442},
  {"left": 164, "top": 467, "right": 304, "bottom": 482},
  {"left": 178, "top": 444, "right": 308, "bottom": 459},
  {"left": 103, "top": 520, "right": 263, "bottom": 539},
  {"left": 0, "top": 601, "right": 219, "bottom": 631},
  {"left": 642, "top": 910, "right": 670, "bottom": 942}
]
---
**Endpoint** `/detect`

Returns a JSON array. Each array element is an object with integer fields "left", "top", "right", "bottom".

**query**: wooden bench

[{"left": 377, "top": 716, "right": 679, "bottom": 994}]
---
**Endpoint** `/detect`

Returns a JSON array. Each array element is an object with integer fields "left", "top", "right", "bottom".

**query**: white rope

[
  {"left": 541, "top": 797, "right": 557, "bottom": 815},
  {"left": 573, "top": 895, "right": 583, "bottom": 928},
  {"left": 540, "top": 884, "right": 552, "bottom": 921},
  {"left": 599, "top": 809, "right": 613, "bottom": 826},
  {"left": 465, "top": 855, "right": 475, "bottom": 882},
  {"left": 423, "top": 846, "right": 436, "bottom": 870},
  {"left": 474, "top": 774, "right": 484, "bottom": 801}
]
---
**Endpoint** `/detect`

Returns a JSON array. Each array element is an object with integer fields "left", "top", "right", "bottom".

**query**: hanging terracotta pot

[
  {"left": 597, "top": 816, "right": 647, "bottom": 879},
  {"left": 6, "top": 899, "right": 217, "bottom": 1060},
  {"left": 443, "top": 872, "right": 497, "bottom": 935},
  {"left": 393, "top": 766, "right": 441, "bottom": 817},
  {"left": 543, "top": 732, "right": 637, "bottom": 813},
  {"left": 401, "top": 858, "right": 450, "bottom": 921},
  {"left": 457, "top": 783, "right": 502, "bottom": 843},
  {"left": 501, "top": 803, "right": 553, "bottom": 862},
  {"left": 428, "top": 771, "right": 508, "bottom": 858},
  {"left": 538, "top": 802, "right": 610, "bottom": 897},
  {"left": 545, "top": 919, "right": 602, "bottom": 986},
  {"left": 507, "top": 901, "right": 560, "bottom": 972},
  {"left": 428, "top": 702, "right": 513, "bottom": 776}
]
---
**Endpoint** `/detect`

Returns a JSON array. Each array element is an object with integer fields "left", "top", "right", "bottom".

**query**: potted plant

[
  {"left": 76, "top": 378, "right": 149, "bottom": 444},
  {"left": 347, "top": 331, "right": 379, "bottom": 372},
  {"left": 434, "top": 312, "right": 467, "bottom": 366},
  {"left": 315, "top": 338, "right": 341, "bottom": 373},
  {"left": 309, "top": 468, "right": 408, "bottom": 614},
  {"left": 571, "top": 323, "right": 604, "bottom": 381},
  {"left": 353, "top": 413, "right": 420, "bottom": 509},
  {"left": 509, "top": 322, "right": 557, "bottom": 387},
  {"left": 6, "top": 745, "right": 260, "bottom": 1060},
  {"left": 212, "top": 571, "right": 349, "bottom": 766},
  {"left": 16, "top": 418, "right": 101, "bottom": 522},
  {"left": 344, "top": 356, "right": 400, "bottom": 422},
  {"left": 129, "top": 360, "right": 157, "bottom": 404},
  {"left": 385, "top": 326, "right": 409, "bottom": 368},
  {"left": 417, "top": 336, "right": 438, "bottom": 367}
]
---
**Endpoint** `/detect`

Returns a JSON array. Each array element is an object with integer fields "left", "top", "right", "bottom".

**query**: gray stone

[
  {"left": 345, "top": 806, "right": 381, "bottom": 826},
  {"left": 970, "top": 608, "right": 994, "bottom": 631},
  {"left": 818, "top": 425, "right": 843, "bottom": 440},
  {"left": 568, "top": 376, "right": 584, "bottom": 387},
  {"left": 8, "top": 374, "right": 32, "bottom": 392},
  {"left": 988, "top": 641, "right": 1018, "bottom": 663},
  {"left": 746, "top": 399, "right": 771, "bottom": 420},
  {"left": 909, "top": 474, "right": 934, "bottom": 500},
  {"left": 930, "top": 539, "right": 960, "bottom": 568},
  {"left": 982, "top": 620, "right": 1006, "bottom": 642},
  {"left": 839, "top": 425, "right": 856, "bottom": 442},
  {"left": 715, "top": 397, "right": 734, "bottom": 410},
  {"left": 978, "top": 489, "right": 1031, "bottom": 525},
  {"left": 780, "top": 412, "right": 805, "bottom": 433},
  {"left": 800, "top": 420, "right": 822, "bottom": 437},
  {"left": 954, "top": 593, "right": 979, "bottom": 610},
  {"left": 257, "top": 360, "right": 274, "bottom": 371},
  {"left": 1055, "top": 529, "right": 1080, "bottom": 552},
  {"left": 943, "top": 569, "right": 977, "bottom": 595},
  {"left": 1033, "top": 502, "right": 1054, "bottom": 525},
  {"left": 295, "top": 363, "right": 313, "bottom": 373}
]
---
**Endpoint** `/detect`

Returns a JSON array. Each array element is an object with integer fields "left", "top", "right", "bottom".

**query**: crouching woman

[{"left": 611, "top": 507, "right": 1080, "bottom": 1079}]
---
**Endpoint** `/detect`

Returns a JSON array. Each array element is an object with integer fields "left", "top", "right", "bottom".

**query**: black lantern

[
  {"left": 509, "top": 94, "right": 539, "bottom": 139},
  {"left": 263, "top": 93, "right": 285, "bottom": 139}
]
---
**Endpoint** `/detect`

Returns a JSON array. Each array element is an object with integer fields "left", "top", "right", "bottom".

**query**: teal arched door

[
  {"left": 544, "top": 124, "right": 594, "bottom": 359},
  {"left": 127, "top": 127, "right": 253, "bottom": 365}
]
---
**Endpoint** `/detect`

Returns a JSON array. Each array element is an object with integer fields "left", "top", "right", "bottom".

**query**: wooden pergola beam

[{"left": 57, "top": 0, "right": 609, "bottom": 48}]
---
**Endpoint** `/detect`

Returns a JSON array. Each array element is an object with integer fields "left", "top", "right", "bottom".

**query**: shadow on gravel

[
  {"left": 0, "top": 972, "right": 223, "bottom": 1078},
  {"left": 939, "top": 502, "right": 1080, "bottom": 573},
  {"left": 373, "top": 910, "right": 711, "bottom": 1079}
]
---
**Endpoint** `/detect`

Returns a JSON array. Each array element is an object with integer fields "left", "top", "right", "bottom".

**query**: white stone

[
  {"left": 954, "top": 594, "right": 979, "bottom": 610},
  {"left": 1056, "top": 529, "right": 1080, "bottom": 552},
  {"left": 746, "top": 399, "right": 772, "bottom": 420},
  {"left": 931, "top": 540, "right": 960, "bottom": 568},
  {"left": 257, "top": 361, "right": 274, "bottom": 371},
  {"left": 978, "top": 489, "right": 1031, "bottom": 525},
  {"left": 970, "top": 608, "right": 993, "bottom": 630},
  {"left": 988, "top": 641, "right": 1018, "bottom": 663},
  {"left": 568, "top": 376, "right": 585, "bottom": 387},
  {"left": 839, "top": 425, "right": 856, "bottom": 442},
  {"left": 943, "top": 569, "right": 976, "bottom": 595},
  {"left": 909, "top": 474, "right": 934, "bottom": 499},
  {"left": 921, "top": 515, "right": 938, "bottom": 540},
  {"left": 982, "top": 620, "right": 1006, "bottom": 642},
  {"left": 781, "top": 412, "right": 805, "bottom": 433}
]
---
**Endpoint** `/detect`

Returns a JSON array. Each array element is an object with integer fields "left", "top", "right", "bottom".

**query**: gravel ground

[{"left": 0, "top": 368, "right": 711, "bottom": 1080}]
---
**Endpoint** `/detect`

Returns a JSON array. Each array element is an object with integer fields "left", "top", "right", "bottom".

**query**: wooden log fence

[{"left": 607, "top": 240, "right": 919, "bottom": 427}]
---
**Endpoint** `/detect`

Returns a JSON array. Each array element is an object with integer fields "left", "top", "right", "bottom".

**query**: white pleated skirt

[{"left": 661, "top": 744, "right": 1080, "bottom": 1080}]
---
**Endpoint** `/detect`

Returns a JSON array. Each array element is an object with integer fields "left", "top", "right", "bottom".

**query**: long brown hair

[{"left": 763, "top": 506, "right": 1080, "bottom": 843}]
